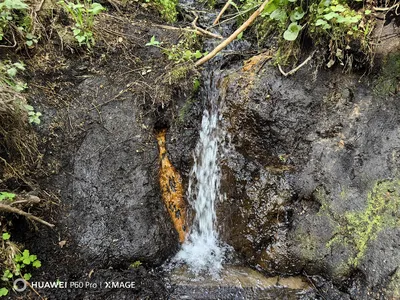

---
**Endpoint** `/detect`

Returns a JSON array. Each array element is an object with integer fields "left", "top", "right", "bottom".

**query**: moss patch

[
  {"left": 328, "top": 179, "right": 400, "bottom": 266},
  {"left": 387, "top": 268, "right": 400, "bottom": 299}
]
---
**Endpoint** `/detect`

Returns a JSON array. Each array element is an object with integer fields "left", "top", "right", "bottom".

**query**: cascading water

[{"left": 175, "top": 72, "right": 226, "bottom": 275}]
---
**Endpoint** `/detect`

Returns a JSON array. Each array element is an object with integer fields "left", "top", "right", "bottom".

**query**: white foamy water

[{"left": 175, "top": 99, "right": 225, "bottom": 275}]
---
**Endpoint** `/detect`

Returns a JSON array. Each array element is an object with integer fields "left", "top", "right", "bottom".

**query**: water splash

[{"left": 175, "top": 77, "right": 225, "bottom": 275}]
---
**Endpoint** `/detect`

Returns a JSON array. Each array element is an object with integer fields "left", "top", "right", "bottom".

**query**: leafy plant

[
  {"left": 0, "top": 61, "right": 43, "bottom": 125},
  {"left": 0, "top": 0, "right": 28, "bottom": 42},
  {"left": 1, "top": 233, "right": 42, "bottom": 297},
  {"left": 58, "top": 0, "right": 105, "bottom": 48},
  {"left": 145, "top": 34, "right": 208, "bottom": 63},
  {"left": 1, "top": 233, "right": 10, "bottom": 241},
  {"left": 241, "top": 0, "right": 374, "bottom": 67},
  {"left": 24, "top": 105, "right": 42, "bottom": 125},
  {"left": 129, "top": 261, "right": 142, "bottom": 268},
  {"left": 145, "top": 35, "right": 161, "bottom": 46},
  {"left": 0, "top": 192, "right": 15, "bottom": 202},
  {"left": 157, "top": 0, "right": 178, "bottom": 23},
  {"left": 0, "top": 61, "right": 27, "bottom": 92}
]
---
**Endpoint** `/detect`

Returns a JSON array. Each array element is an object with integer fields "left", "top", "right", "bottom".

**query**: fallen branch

[
  {"left": 278, "top": 51, "right": 315, "bottom": 77},
  {"left": 195, "top": 0, "right": 270, "bottom": 66},
  {"left": 213, "top": 0, "right": 232, "bottom": 25},
  {"left": 192, "top": 12, "right": 223, "bottom": 40},
  {"left": 10, "top": 195, "right": 41, "bottom": 206},
  {"left": 0, "top": 203, "right": 55, "bottom": 228}
]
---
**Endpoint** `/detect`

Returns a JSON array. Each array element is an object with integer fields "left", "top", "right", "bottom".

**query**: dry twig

[
  {"left": 195, "top": 0, "right": 270, "bottom": 66},
  {"left": 192, "top": 12, "right": 223, "bottom": 39},
  {"left": 213, "top": 0, "right": 232, "bottom": 25},
  {"left": 0, "top": 203, "right": 55, "bottom": 228}
]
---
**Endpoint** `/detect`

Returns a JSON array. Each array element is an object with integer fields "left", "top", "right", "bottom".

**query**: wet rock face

[
  {"left": 69, "top": 78, "right": 178, "bottom": 268},
  {"left": 217, "top": 57, "right": 400, "bottom": 295}
]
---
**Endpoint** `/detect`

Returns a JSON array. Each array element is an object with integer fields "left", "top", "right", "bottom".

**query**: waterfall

[{"left": 175, "top": 74, "right": 225, "bottom": 274}]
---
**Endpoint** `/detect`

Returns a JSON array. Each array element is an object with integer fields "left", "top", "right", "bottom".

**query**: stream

[{"left": 175, "top": 69, "right": 226, "bottom": 274}]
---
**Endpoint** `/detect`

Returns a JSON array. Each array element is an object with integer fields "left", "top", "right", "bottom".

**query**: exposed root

[{"left": 278, "top": 51, "right": 315, "bottom": 77}]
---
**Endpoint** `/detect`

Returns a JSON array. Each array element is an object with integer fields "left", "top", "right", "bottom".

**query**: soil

[{"left": 1, "top": 2, "right": 202, "bottom": 299}]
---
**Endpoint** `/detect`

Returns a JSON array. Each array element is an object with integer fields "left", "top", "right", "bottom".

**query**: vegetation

[
  {"left": 0, "top": 193, "right": 42, "bottom": 297},
  {"left": 146, "top": 34, "right": 208, "bottom": 63},
  {"left": 58, "top": 0, "right": 105, "bottom": 48},
  {"left": 239, "top": 0, "right": 375, "bottom": 67},
  {"left": 0, "top": 0, "right": 38, "bottom": 47},
  {"left": 156, "top": 0, "right": 178, "bottom": 22}
]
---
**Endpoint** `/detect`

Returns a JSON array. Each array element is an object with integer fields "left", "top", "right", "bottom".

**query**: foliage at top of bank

[{"left": 241, "top": 0, "right": 376, "bottom": 68}]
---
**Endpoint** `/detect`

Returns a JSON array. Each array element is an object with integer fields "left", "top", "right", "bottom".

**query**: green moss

[
  {"left": 374, "top": 53, "right": 400, "bottom": 96},
  {"left": 165, "top": 65, "right": 190, "bottom": 84},
  {"left": 328, "top": 179, "right": 400, "bottom": 266},
  {"left": 294, "top": 229, "right": 320, "bottom": 261},
  {"left": 387, "top": 269, "right": 400, "bottom": 299},
  {"left": 157, "top": 0, "right": 178, "bottom": 23},
  {"left": 178, "top": 98, "right": 195, "bottom": 123}
]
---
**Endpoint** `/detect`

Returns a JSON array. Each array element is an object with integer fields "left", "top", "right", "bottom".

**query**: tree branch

[
  {"left": 0, "top": 203, "right": 55, "bottom": 228},
  {"left": 195, "top": 0, "right": 270, "bottom": 66}
]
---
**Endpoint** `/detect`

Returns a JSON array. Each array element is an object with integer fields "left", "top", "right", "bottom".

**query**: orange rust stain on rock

[{"left": 156, "top": 129, "right": 188, "bottom": 243}]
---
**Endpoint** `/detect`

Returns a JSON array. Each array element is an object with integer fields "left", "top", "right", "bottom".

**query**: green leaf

[
  {"left": 29, "top": 255, "right": 37, "bottom": 262},
  {"left": 14, "top": 254, "right": 22, "bottom": 262},
  {"left": 23, "top": 273, "right": 32, "bottom": 280},
  {"left": 0, "top": 288, "right": 8, "bottom": 296},
  {"left": 283, "top": 22, "right": 302, "bottom": 41},
  {"left": 365, "top": 9, "right": 371, "bottom": 15},
  {"left": 2, "top": 233, "right": 10, "bottom": 240},
  {"left": 4, "top": 0, "right": 28, "bottom": 10},
  {"left": 315, "top": 19, "right": 327, "bottom": 26},
  {"left": 290, "top": 7, "right": 305, "bottom": 22},
  {"left": 323, "top": 12, "right": 338, "bottom": 20},
  {"left": 23, "top": 258, "right": 31, "bottom": 265},
  {"left": 194, "top": 50, "right": 202, "bottom": 59},
  {"left": 90, "top": 3, "right": 105, "bottom": 14},
  {"left": 76, "top": 35, "right": 86, "bottom": 43},
  {"left": 13, "top": 62, "right": 25, "bottom": 70},
  {"left": 193, "top": 78, "right": 200, "bottom": 92},
  {"left": 331, "top": 4, "right": 346, "bottom": 12},
  {"left": 0, "top": 192, "right": 16, "bottom": 201},
  {"left": 270, "top": 8, "right": 287, "bottom": 22},
  {"left": 3, "top": 269, "right": 13, "bottom": 280},
  {"left": 7, "top": 67, "right": 17, "bottom": 77},
  {"left": 73, "top": 28, "right": 81, "bottom": 36},
  {"left": 261, "top": 0, "right": 278, "bottom": 16},
  {"left": 24, "top": 105, "right": 34, "bottom": 111},
  {"left": 236, "top": 31, "right": 243, "bottom": 40},
  {"left": 145, "top": 36, "right": 160, "bottom": 46},
  {"left": 32, "top": 260, "right": 41, "bottom": 268},
  {"left": 26, "top": 40, "right": 33, "bottom": 46}
]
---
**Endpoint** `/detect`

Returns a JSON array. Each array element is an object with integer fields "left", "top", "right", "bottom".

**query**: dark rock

[
  {"left": 216, "top": 57, "right": 400, "bottom": 297},
  {"left": 68, "top": 78, "right": 178, "bottom": 268}
]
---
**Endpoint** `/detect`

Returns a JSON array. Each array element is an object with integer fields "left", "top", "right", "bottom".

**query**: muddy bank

[{"left": 2, "top": 4, "right": 204, "bottom": 299}]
